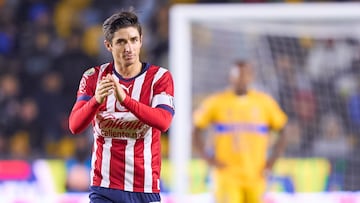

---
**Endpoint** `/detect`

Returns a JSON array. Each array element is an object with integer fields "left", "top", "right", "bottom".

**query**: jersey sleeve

[
  {"left": 193, "top": 95, "right": 216, "bottom": 129},
  {"left": 76, "top": 67, "right": 98, "bottom": 101},
  {"left": 264, "top": 94, "right": 288, "bottom": 131},
  {"left": 121, "top": 69, "right": 175, "bottom": 132},
  {"left": 69, "top": 67, "right": 101, "bottom": 134},
  {"left": 151, "top": 70, "right": 175, "bottom": 115}
]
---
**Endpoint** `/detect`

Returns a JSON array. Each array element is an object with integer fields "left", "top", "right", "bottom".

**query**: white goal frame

[{"left": 169, "top": 3, "right": 360, "bottom": 202}]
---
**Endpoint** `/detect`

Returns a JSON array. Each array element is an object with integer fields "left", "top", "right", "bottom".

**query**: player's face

[
  {"left": 105, "top": 26, "right": 142, "bottom": 68},
  {"left": 230, "top": 63, "right": 254, "bottom": 93},
  {"left": 238, "top": 64, "right": 253, "bottom": 87}
]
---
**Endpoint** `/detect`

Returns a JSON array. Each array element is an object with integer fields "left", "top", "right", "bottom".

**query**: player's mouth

[{"left": 124, "top": 55, "right": 134, "bottom": 60}]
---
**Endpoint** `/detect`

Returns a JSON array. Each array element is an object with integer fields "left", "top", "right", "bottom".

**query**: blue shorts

[{"left": 89, "top": 186, "right": 161, "bottom": 203}]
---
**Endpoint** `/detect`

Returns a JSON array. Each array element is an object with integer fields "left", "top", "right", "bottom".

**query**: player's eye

[
  {"left": 131, "top": 37, "right": 139, "bottom": 43},
  {"left": 116, "top": 39, "right": 126, "bottom": 45}
]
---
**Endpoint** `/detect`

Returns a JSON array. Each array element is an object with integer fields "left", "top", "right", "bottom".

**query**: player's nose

[{"left": 124, "top": 43, "right": 132, "bottom": 52}]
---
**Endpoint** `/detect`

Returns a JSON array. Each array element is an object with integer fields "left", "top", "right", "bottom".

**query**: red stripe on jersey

[
  {"left": 92, "top": 136, "right": 105, "bottom": 186},
  {"left": 133, "top": 139, "right": 145, "bottom": 192},
  {"left": 151, "top": 129, "right": 161, "bottom": 192},
  {"left": 139, "top": 66, "right": 159, "bottom": 104},
  {"left": 132, "top": 65, "right": 159, "bottom": 192},
  {"left": 109, "top": 139, "right": 127, "bottom": 190}
]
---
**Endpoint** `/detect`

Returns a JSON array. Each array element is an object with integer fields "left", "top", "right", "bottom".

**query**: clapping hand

[
  {"left": 105, "top": 74, "right": 127, "bottom": 102},
  {"left": 95, "top": 75, "right": 114, "bottom": 104}
]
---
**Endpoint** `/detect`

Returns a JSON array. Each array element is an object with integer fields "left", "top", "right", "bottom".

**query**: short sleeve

[
  {"left": 193, "top": 96, "right": 216, "bottom": 129},
  {"left": 265, "top": 95, "right": 288, "bottom": 131}
]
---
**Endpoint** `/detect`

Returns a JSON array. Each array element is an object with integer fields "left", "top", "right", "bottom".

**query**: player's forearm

[
  {"left": 266, "top": 131, "right": 287, "bottom": 169},
  {"left": 69, "top": 97, "right": 101, "bottom": 134},
  {"left": 192, "top": 128, "right": 206, "bottom": 158},
  {"left": 121, "top": 96, "right": 173, "bottom": 132}
]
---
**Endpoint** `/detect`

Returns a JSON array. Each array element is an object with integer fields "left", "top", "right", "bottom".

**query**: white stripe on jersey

[
  {"left": 131, "top": 72, "right": 146, "bottom": 101},
  {"left": 152, "top": 94, "right": 174, "bottom": 108},
  {"left": 150, "top": 68, "right": 168, "bottom": 104},
  {"left": 143, "top": 130, "right": 153, "bottom": 192},
  {"left": 122, "top": 74, "right": 146, "bottom": 191},
  {"left": 106, "top": 73, "right": 118, "bottom": 112},
  {"left": 124, "top": 139, "right": 136, "bottom": 191},
  {"left": 97, "top": 63, "right": 110, "bottom": 79},
  {"left": 106, "top": 94, "right": 116, "bottom": 112},
  {"left": 97, "top": 63, "right": 110, "bottom": 81},
  {"left": 90, "top": 134, "right": 98, "bottom": 186},
  {"left": 100, "top": 138, "right": 112, "bottom": 187}
]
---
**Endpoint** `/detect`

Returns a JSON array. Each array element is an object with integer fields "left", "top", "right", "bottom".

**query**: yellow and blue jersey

[{"left": 194, "top": 88, "right": 287, "bottom": 184}]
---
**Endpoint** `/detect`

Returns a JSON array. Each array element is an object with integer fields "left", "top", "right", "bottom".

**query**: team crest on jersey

[{"left": 84, "top": 67, "right": 95, "bottom": 76}]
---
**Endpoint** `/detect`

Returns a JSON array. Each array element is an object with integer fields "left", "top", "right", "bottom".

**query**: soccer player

[
  {"left": 68, "top": 10, "right": 175, "bottom": 203},
  {"left": 192, "top": 60, "right": 288, "bottom": 203}
]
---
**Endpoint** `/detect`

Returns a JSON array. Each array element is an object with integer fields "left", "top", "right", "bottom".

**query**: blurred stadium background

[{"left": 1, "top": 0, "right": 360, "bottom": 203}]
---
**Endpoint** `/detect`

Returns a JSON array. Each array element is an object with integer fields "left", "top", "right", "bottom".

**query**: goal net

[{"left": 169, "top": 3, "right": 360, "bottom": 201}]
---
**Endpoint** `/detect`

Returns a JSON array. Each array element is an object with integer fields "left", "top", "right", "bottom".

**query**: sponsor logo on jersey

[
  {"left": 97, "top": 113, "right": 150, "bottom": 139},
  {"left": 121, "top": 84, "right": 132, "bottom": 94}
]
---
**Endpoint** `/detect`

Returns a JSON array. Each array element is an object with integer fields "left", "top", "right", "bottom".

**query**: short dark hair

[
  {"left": 235, "top": 60, "right": 250, "bottom": 68},
  {"left": 102, "top": 11, "right": 142, "bottom": 43}
]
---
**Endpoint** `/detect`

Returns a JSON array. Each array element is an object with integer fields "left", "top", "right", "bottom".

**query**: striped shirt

[{"left": 69, "top": 62, "right": 175, "bottom": 193}]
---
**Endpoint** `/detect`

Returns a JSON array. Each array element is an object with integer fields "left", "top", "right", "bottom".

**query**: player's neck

[
  {"left": 234, "top": 87, "right": 247, "bottom": 96},
  {"left": 115, "top": 61, "right": 142, "bottom": 79}
]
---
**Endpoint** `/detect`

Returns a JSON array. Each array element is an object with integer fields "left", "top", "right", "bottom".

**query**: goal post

[{"left": 169, "top": 3, "right": 360, "bottom": 202}]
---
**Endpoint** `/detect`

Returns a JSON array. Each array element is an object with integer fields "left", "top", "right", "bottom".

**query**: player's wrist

[
  {"left": 94, "top": 95, "right": 102, "bottom": 104},
  {"left": 90, "top": 96, "right": 103, "bottom": 107},
  {"left": 119, "top": 93, "right": 127, "bottom": 103},
  {"left": 201, "top": 150, "right": 213, "bottom": 162}
]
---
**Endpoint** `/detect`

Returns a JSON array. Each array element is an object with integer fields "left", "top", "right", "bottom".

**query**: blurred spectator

[
  {"left": 148, "top": 3, "right": 170, "bottom": 68},
  {"left": 13, "top": 97, "right": 44, "bottom": 158},
  {"left": 347, "top": 72, "right": 360, "bottom": 138},
  {"left": 35, "top": 71, "right": 67, "bottom": 146},
  {"left": 53, "top": 0, "right": 92, "bottom": 38},
  {"left": 0, "top": 73, "right": 21, "bottom": 154},
  {"left": 292, "top": 89, "right": 318, "bottom": 155},
  {"left": 274, "top": 53, "right": 312, "bottom": 118},
  {"left": 305, "top": 38, "right": 353, "bottom": 83},
  {"left": 283, "top": 119, "right": 303, "bottom": 157},
  {"left": 0, "top": 1, "right": 17, "bottom": 56},
  {"left": 0, "top": 130, "right": 8, "bottom": 159},
  {"left": 53, "top": 29, "right": 96, "bottom": 111},
  {"left": 305, "top": 38, "right": 353, "bottom": 116},
  {"left": 313, "top": 112, "right": 351, "bottom": 191},
  {"left": 65, "top": 133, "right": 92, "bottom": 192},
  {"left": 22, "top": 30, "right": 54, "bottom": 96},
  {"left": 9, "top": 131, "right": 30, "bottom": 159},
  {"left": 313, "top": 112, "right": 351, "bottom": 159}
]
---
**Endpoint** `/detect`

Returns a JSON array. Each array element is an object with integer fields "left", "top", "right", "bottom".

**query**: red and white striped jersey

[{"left": 70, "top": 62, "right": 175, "bottom": 193}]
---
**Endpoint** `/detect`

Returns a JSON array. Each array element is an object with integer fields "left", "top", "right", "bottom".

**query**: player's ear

[
  {"left": 139, "top": 35, "right": 143, "bottom": 46},
  {"left": 104, "top": 40, "right": 112, "bottom": 52}
]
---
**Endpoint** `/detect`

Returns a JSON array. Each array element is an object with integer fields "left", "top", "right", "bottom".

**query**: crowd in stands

[
  {"left": 0, "top": 0, "right": 172, "bottom": 192},
  {"left": 267, "top": 36, "right": 360, "bottom": 190},
  {"left": 0, "top": 0, "right": 172, "bottom": 159}
]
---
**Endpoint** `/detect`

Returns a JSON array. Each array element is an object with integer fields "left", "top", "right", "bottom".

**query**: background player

[
  {"left": 192, "top": 60, "right": 288, "bottom": 203},
  {"left": 68, "top": 10, "right": 175, "bottom": 203}
]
